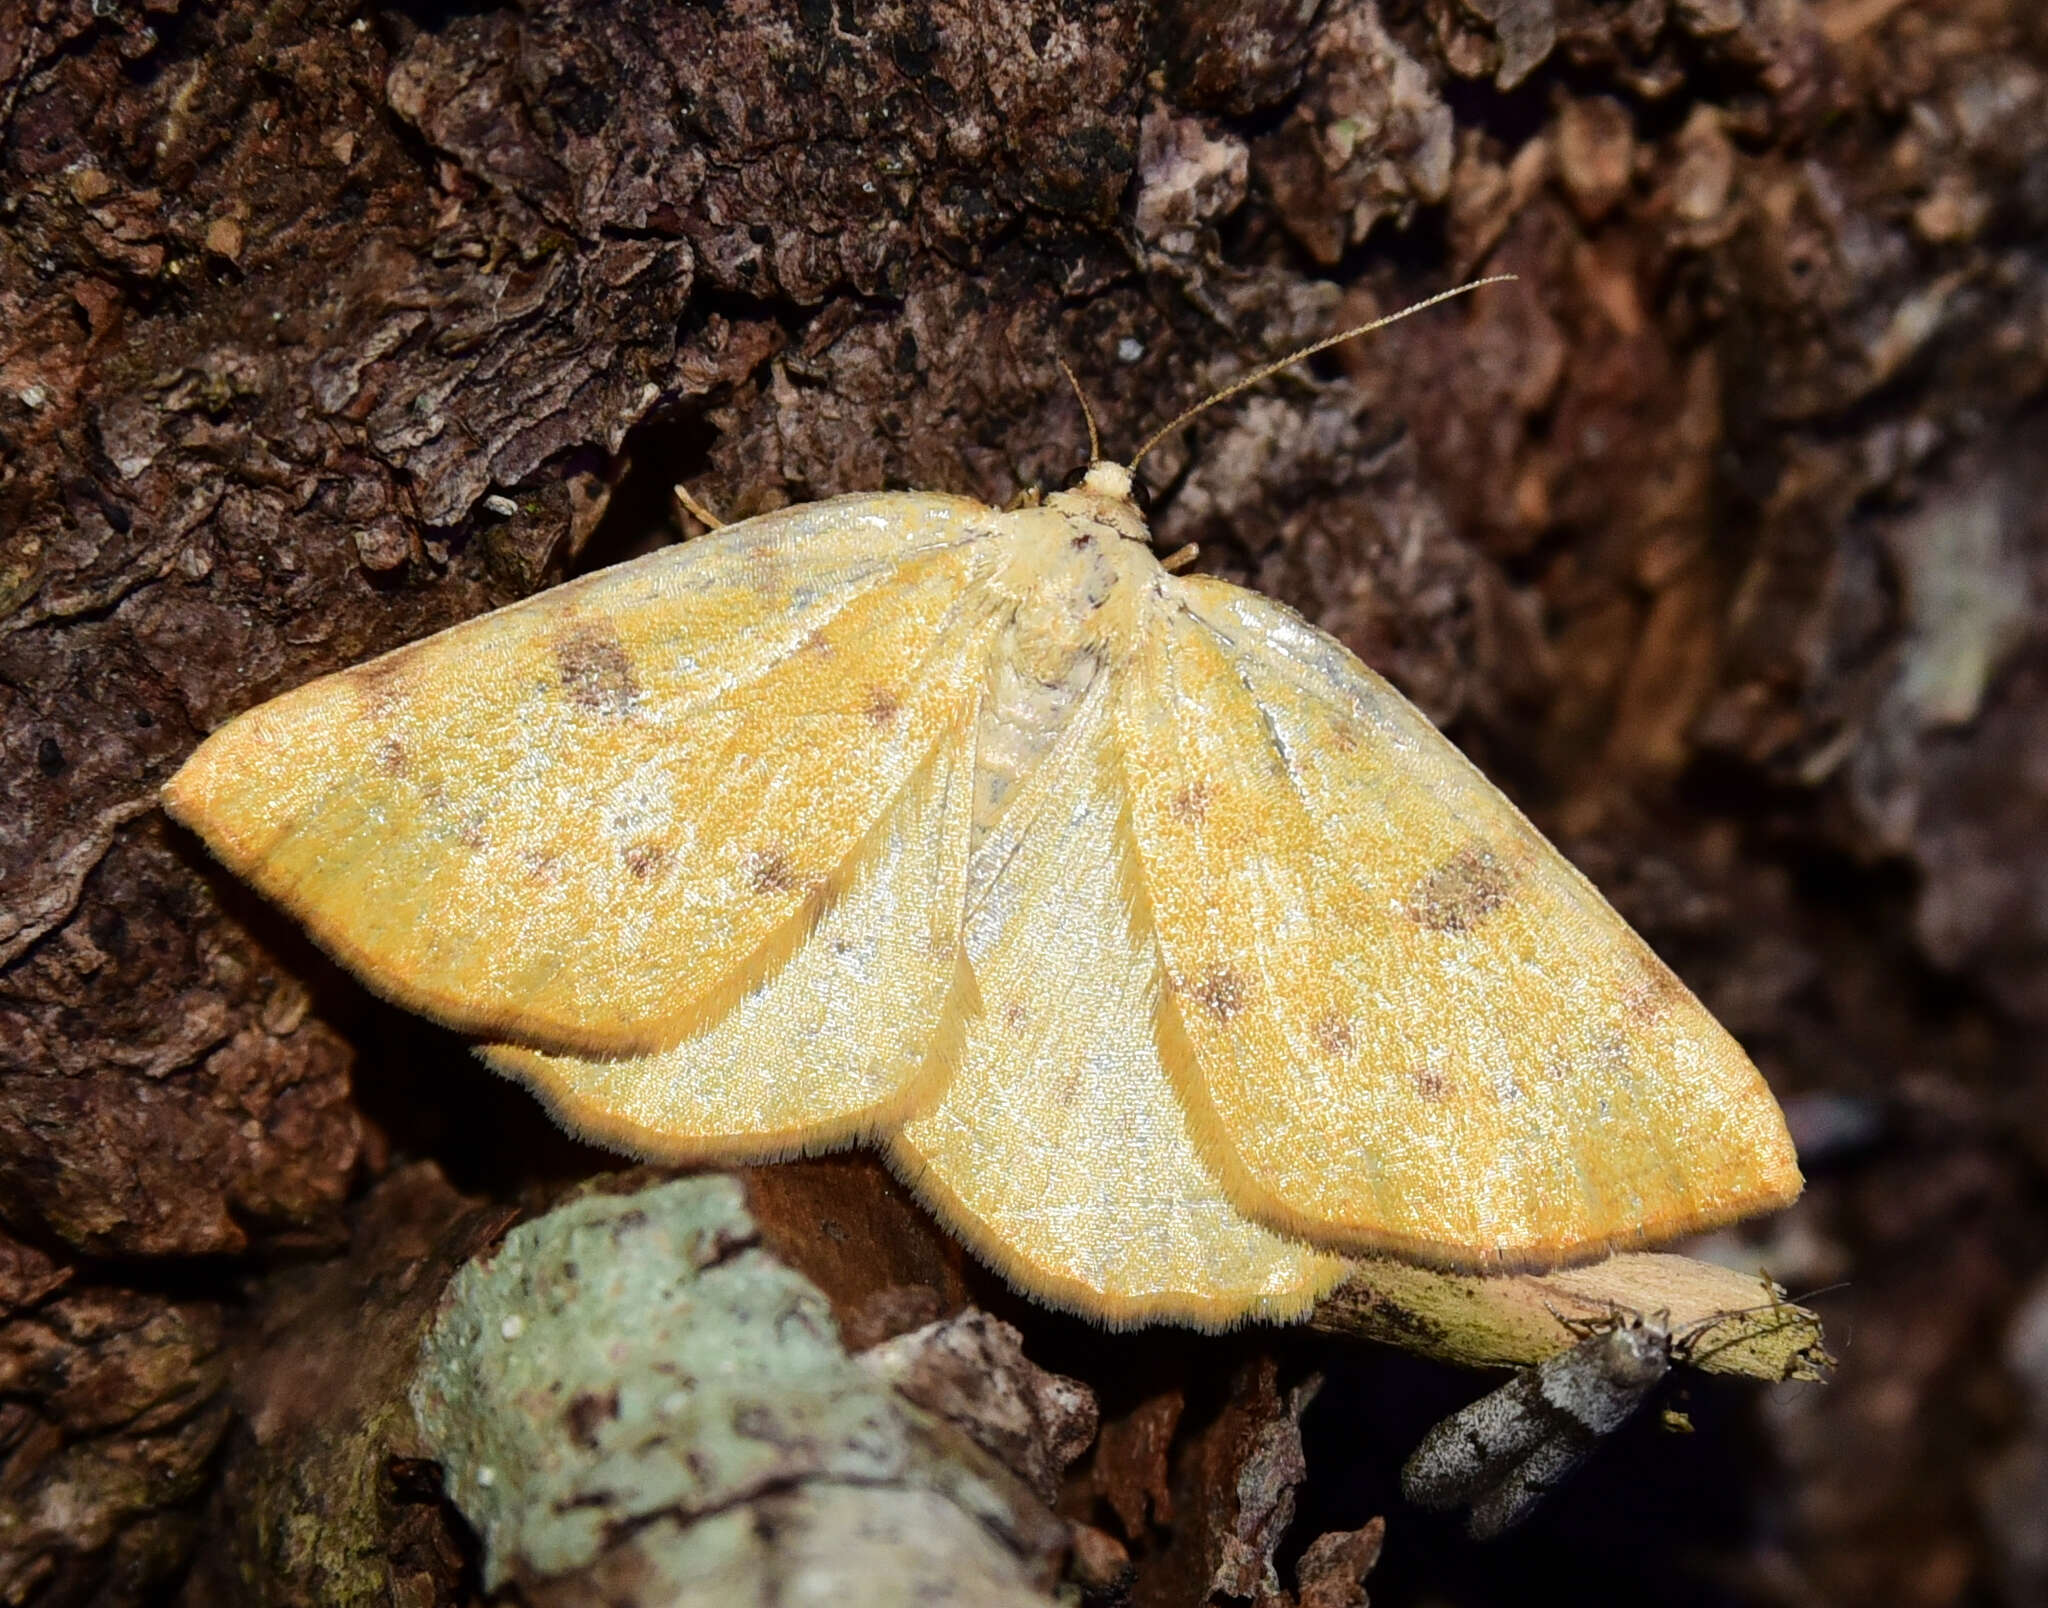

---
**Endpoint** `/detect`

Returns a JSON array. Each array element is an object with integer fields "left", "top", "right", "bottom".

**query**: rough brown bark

[{"left": 4, "top": 0, "right": 2047, "bottom": 1603}]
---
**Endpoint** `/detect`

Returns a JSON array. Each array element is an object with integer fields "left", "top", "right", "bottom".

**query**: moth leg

[{"left": 672, "top": 482, "right": 725, "bottom": 530}]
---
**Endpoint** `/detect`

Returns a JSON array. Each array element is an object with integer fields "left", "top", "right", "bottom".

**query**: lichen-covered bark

[
  {"left": 4, "top": 0, "right": 2047, "bottom": 1602},
  {"left": 410, "top": 1176, "right": 1079, "bottom": 1604}
]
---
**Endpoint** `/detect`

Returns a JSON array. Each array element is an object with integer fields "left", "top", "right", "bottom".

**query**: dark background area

[{"left": 4, "top": 0, "right": 2047, "bottom": 1602}]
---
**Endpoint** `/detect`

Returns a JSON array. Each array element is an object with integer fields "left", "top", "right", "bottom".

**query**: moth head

[
  {"left": 1552, "top": 1304, "right": 1674, "bottom": 1386},
  {"left": 1079, "top": 460, "right": 1134, "bottom": 502},
  {"left": 1597, "top": 1310, "right": 1676, "bottom": 1387},
  {"left": 1045, "top": 460, "right": 1153, "bottom": 548}
]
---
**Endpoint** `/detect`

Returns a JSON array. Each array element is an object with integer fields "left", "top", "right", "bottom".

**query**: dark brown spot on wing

[
  {"left": 1623, "top": 962, "right": 1691, "bottom": 1025},
  {"left": 1413, "top": 1063, "right": 1451, "bottom": 1102},
  {"left": 744, "top": 846, "right": 809, "bottom": 896},
  {"left": 372, "top": 736, "right": 406, "bottom": 775},
  {"left": 623, "top": 841, "right": 670, "bottom": 880},
  {"left": 1190, "top": 966, "right": 1248, "bottom": 1022},
  {"left": 555, "top": 620, "right": 640, "bottom": 716},
  {"left": 1404, "top": 846, "right": 1515, "bottom": 933},
  {"left": 863, "top": 685, "right": 903, "bottom": 725},
  {"left": 1169, "top": 781, "right": 1213, "bottom": 825},
  {"left": 1312, "top": 1012, "right": 1354, "bottom": 1057}
]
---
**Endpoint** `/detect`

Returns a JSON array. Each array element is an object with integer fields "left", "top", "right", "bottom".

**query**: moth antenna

[
  {"left": 1126, "top": 275, "right": 1518, "bottom": 472},
  {"left": 1057, "top": 357, "right": 1103, "bottom": 466}
]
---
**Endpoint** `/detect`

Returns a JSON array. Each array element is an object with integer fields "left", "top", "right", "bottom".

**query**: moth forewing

[{"left": 1401, "top": 1312, "right": 1674, "bottom": 1539}]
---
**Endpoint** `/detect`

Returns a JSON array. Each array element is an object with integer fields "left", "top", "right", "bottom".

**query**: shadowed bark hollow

[{"left": 3, "top": 0, "right": 2047, "bottom": 1603}]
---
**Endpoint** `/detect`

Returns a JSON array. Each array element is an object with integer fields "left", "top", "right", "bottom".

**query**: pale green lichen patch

[
  {"left": 409, "top": 1176, "right": 907, "bottom": 1585},
  {"left": 407, "top": 1175, "right": 1059, "bottom": 1603},
  {"left": 583, "top": 1485, "right": 1063, "bottom": 1607}
]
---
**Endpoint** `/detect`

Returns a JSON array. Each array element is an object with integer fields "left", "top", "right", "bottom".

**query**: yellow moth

[{"left": 164, "top": 284, "right": 1800, "bottom": 1329}]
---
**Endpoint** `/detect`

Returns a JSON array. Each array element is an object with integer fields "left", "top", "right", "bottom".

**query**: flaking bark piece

[
  {"left": 1296, "top": 1519, "right": 1386, "bottom": 1608},
  {"left": 739, "top": 1152, "right": 972, "bottom": 1350},
  {"left": 1202, "top": 1359, "right": 1322, "bottom": 1603},
  {"left": 860, "top": 1309, "right": 1098, "bottom": 1502},
  {"left": 1091, "top": 1389, "right": 1185, "bottom": 1541}
]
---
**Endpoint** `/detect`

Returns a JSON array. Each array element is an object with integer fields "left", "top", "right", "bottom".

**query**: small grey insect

[{"left": 1399, "top": 1309, "right": 1679, "bottom": 1539}]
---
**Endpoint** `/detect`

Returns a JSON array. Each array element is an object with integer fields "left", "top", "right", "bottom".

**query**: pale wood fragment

[{"left": 1311, "top": 1251, "right": 1830, "bottom": 1383}]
